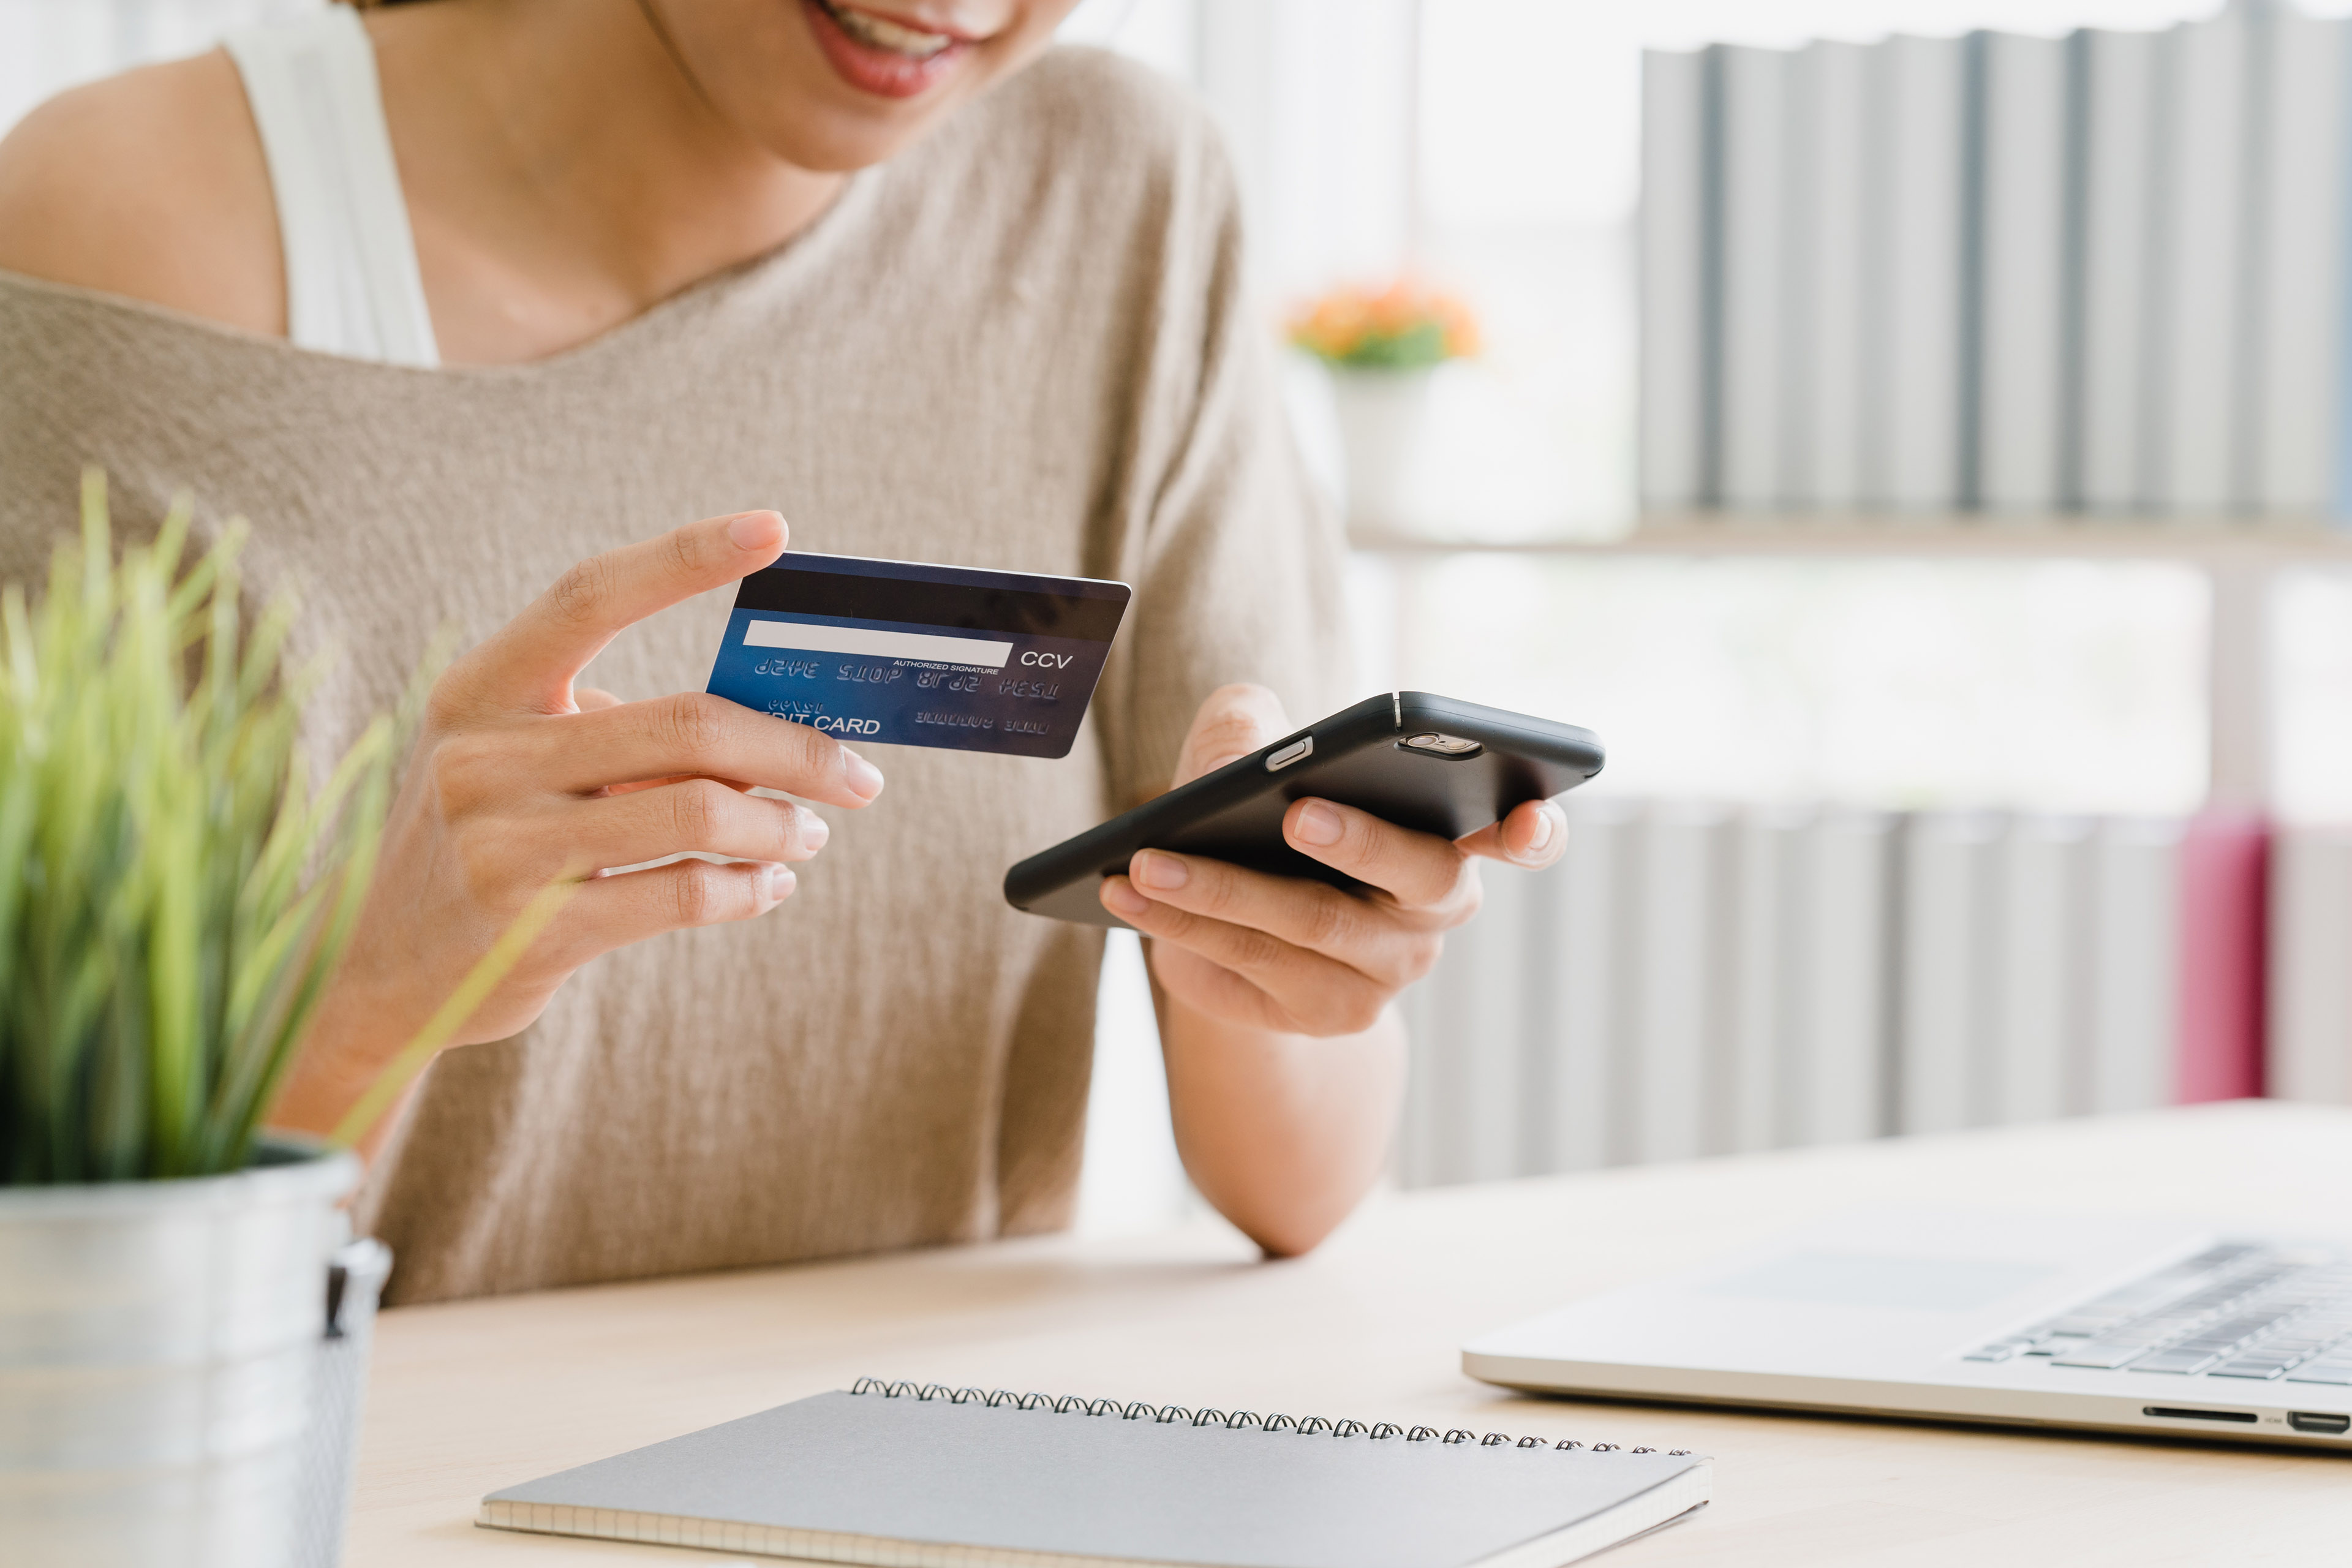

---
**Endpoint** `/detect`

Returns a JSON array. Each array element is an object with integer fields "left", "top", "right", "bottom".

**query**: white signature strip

[{"left": 743, "top": 619, "right": 1013, "bottom": 669}]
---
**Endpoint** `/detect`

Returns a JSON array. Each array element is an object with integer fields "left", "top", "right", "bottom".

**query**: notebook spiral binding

[{"left": 848, "top": 1379, "right": 1692, "bottom": 1457}]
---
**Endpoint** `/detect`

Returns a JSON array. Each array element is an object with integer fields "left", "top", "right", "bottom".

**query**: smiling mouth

[
  {"left": 802, "top": 0, "right": 974, "bottom": 99},
  {"left": 814, "top": 0, "right": 957, "bottom": 59}
]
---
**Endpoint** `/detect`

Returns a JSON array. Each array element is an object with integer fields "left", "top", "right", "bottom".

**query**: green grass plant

[{"left": 0, "top": 472, "right": 398, "bottom": 1183}]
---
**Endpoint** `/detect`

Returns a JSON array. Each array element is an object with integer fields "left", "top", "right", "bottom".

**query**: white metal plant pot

[{"left": 0, "top": 1138, "right": 361, "bottom": 1568}]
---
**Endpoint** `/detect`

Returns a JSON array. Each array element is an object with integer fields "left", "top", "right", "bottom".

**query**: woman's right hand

[{"left": 271, "top": 509, "right": 884, "bottom": 1139}]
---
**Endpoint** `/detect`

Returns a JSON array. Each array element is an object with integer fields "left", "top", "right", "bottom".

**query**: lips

[{"left": 800, "top": 0, "right": 972, "bottom": 99}]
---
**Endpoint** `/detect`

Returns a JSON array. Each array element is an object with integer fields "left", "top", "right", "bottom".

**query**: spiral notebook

[{"left": 478, "top": 1379, "right": 1711, "bottom": 1568}]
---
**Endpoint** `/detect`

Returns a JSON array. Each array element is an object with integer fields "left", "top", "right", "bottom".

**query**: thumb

[
  {"left": 447, "top": 510, "right": 787, "bottom": 718},
  {"left": 1172, "top": 682, "right": 1291, "bottom": 788}
]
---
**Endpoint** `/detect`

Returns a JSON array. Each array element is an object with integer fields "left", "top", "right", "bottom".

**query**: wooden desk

[{"left": 350, "top": 1101, "right": 2352, "bottom": 1567}]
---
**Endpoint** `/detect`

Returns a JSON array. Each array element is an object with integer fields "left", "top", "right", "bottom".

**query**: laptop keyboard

[{"left": 1962, "top": 1243, "right": 2352, "bottom": 1384}]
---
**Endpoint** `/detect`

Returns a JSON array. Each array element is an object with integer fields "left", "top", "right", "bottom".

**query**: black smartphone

[{"left": 1003, "top": 692, "right": 1605, "bottom": 927}]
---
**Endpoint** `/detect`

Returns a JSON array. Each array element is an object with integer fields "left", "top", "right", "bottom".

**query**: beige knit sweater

[{"left": 0, "top": 49, "right": 1348, "bottom": 1303}]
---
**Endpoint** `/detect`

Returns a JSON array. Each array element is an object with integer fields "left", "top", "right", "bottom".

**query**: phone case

[{"left": 1003, "top": 692, "right": 1605, "bottom": 927}]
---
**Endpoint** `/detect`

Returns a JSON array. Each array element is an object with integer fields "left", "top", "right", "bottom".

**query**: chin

[{"left": 665, "top": 0, "right": 1071, "bottom": 173}]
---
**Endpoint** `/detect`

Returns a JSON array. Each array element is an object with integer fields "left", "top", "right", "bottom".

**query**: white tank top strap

[{"left": 224, "top": 5, "right": 440, "bottom": 368}]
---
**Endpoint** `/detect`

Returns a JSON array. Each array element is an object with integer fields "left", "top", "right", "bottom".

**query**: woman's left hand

[{"left": 1100, "top": 684, "right": 1567, "bottom": 1036}]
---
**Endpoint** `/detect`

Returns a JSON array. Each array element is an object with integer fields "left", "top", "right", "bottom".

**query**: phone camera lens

[
  {"left": 1403, "top": 732, "right": 1482, "bottom": 758},
  {"left": 1406, "top": 733, "right": 1445, "bottom": 748}
]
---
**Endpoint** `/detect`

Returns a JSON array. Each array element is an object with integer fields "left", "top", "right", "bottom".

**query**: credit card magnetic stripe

[{"left": 729, "top": 552, "right": 1128, "bottom": 639}]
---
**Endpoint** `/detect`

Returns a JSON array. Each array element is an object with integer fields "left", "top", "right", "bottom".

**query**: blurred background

[{"left": 13, "top": 0, "right": 2352, "bottom": 1234}]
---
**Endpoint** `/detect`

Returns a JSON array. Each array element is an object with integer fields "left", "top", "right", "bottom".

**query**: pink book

[{"left": 2176, "top": 810, "right": 2270, "bottom": 1102}]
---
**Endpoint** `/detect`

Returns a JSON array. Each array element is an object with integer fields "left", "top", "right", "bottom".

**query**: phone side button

[{"left": 1266, "top": 736, "right": 1314, "bottom": 772}]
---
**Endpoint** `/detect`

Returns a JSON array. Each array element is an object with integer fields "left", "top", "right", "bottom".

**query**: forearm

[{"left": 1157, "top": 977, "right": 1406, "bottom": 1257}]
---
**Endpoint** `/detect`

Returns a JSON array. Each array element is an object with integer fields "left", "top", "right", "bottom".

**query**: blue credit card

[{"left": 705, "top": 552, "right": 1131, "bottom": 759}]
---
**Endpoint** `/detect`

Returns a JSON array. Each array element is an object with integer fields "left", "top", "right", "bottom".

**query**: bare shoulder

[{"left": 0, "top": 48, "right": 282, "bottom": 336}]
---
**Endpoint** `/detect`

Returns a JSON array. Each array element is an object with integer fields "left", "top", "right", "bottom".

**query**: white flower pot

[
  {"left": 1326, "top": 364, "right": 1438, "bottom": 539},
  {"left": 0, "top": 1138, "right": 362, "bottom": 1567}
]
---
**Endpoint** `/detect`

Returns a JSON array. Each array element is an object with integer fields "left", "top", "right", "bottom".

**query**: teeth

[{"left": 826, "top": 2, "right": 954, "bottom": 58}]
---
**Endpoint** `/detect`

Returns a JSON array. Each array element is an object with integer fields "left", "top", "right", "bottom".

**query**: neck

[{"left": 369, "top": 0, "right": 845, "bottom": 363}]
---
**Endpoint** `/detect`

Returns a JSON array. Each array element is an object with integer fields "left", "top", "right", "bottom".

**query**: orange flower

[{"left": 1286, "top": 279, "right": 1480, "bottom": 370}]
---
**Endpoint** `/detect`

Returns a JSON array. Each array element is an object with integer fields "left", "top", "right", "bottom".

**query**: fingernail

[
  {"left": 1293, "top": 801, "right": 1344, "bottom": 846},
  {"left": 1134, "top": 851, "right": 1189, "bottom": 892},
  {"left": 799, "top": 810, "right": 830, "bottom": 852},
  {"left": 839, "top": 747, "right": 884, "bottom": 802},
  {"left": 760, "top": 863, "right": 795, "bottom": 901},
  {"left": 727, "top": 510, "right": 783, "bottom": 550},
  {"left": 1525, "top": 807, "right": 1558, "bottom": 856},
  {"left": 1101, "top": 876, "right": 1150, "bottom": 917}
]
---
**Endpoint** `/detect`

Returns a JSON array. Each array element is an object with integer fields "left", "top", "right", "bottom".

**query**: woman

[{"left": 0, "top": 0, "right": 1566, "bottom": 1302}]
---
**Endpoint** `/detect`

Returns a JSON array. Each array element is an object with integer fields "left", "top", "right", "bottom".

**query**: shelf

[
  {"left": 1346, "top": 508, "right": 2323, "bottom": 808},
  {"left": 1348, "top": 512, "right": 2352, "bottom": 563}
]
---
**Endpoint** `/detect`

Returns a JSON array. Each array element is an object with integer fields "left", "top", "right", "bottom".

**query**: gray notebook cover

[{"left": 480, "top": 1387, "right": 1710, "bottom": 1568}]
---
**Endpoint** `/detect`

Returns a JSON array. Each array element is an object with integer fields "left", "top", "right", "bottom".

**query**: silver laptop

[{"left": 1463, "top": 1210, "right": 2352, "bottom": 1449}]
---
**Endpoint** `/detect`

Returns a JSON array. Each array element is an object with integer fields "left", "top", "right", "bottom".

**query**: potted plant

[
  {"left": 0, "top": 474, "right": 558, "bottom": 1567},
  {"left": 1287, "top": 279, "right": 1480, "bottom": 540}
]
